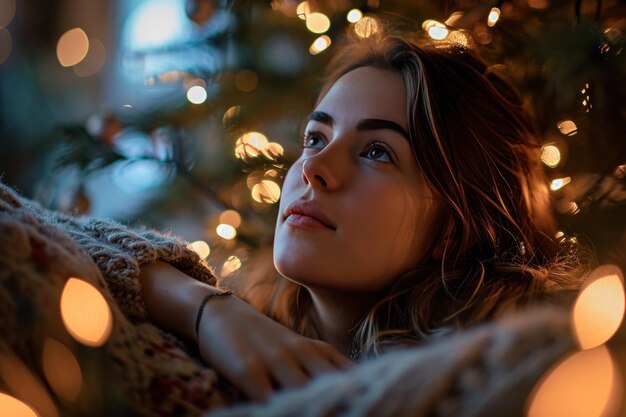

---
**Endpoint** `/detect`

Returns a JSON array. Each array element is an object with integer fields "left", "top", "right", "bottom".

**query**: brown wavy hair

[{"left": 242, "top": 31, "right": 591, "bottom": 359}]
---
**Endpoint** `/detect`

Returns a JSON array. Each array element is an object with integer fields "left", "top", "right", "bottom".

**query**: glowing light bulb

[
  {"left": 187, "top": 240, "right": 211, "bottom": 259},
  {"left": 219, "top": 210, "right": 242, "bottom": 228},
  {"left": 572, "top": 265, "right": 625, "bottom": 350},
  {"left": 0, "top": 393, "right": 39, "bottom": 417},
  {"left": 42, "top": 339, "right": 82, "bottom": 402},
  {"left": 541, "top": 144, "right": 561, "bottom": 168},
  {"left": 60, "top": 277, "right": 112, "bottom": 346},
  {"left": 251, "top": 180, "right": 281, "bottom": 204},
  {"left": 296, "top": 1, "right": 310, "bottom": 20},
  {"left": 305, "top": 12, "right": 330, "bottom": 34},
  {"left": 425, "top": 21, "right": 449, "bottom": 40},
  {"left": 557, "top": 120, "right": 578, "bottom": 136},
  {"left": 550, "top": 177, "right": 571, "bottom": 191},
  {"left": 309, "top": 35, "right": 331, "bottom": 55},
  {"left": 526, "top": 346, "right": 621, "bottom": 417},
  {"left": 487, "top": 7, "right": 501, "bottom": 27},
  {"left": 220, "top": 255, "right": 242, "bottom": 278},
  {"left": 346, "top": 9, "right": 363, "bottom": 23},
  {"left": 57, "top": 28, "right": 90, "bottom": 67},
  {"left": 187, "top": 85, "right": 207, "bottom": 104},
  {"left": 262, "top": 142, "right": 285, "bottom": 160},
  {"left": 216, "top": 224, "right": 237, "bottom": 240},
  {"left": 354, "top": 16, "right": 379, "bottom": 39}
]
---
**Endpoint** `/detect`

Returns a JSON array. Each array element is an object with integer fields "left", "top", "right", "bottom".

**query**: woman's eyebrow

[{"left": 307, "top": 111, "right": 409, "bottom": 140}]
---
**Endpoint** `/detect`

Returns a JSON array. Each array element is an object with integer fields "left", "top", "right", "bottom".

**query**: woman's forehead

[{"left": 313, "top": 66, "right": 408, "bottom": 130}]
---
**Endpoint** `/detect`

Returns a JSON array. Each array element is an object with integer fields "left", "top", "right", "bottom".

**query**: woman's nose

[{"left": 301, "top": 147, "right": 346, "bottom": 191}]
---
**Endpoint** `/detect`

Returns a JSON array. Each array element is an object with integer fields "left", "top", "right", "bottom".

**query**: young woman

[{"left": 138, "top": 31, "right": 587, "bottom": 403}]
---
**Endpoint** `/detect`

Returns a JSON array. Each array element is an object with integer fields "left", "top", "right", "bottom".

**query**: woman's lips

[
  {"left": 285, "top": 213, "right": 333, "bottom": 229},
  {"left": 284, "top": 200, "right": 336, "bottom": 230}
]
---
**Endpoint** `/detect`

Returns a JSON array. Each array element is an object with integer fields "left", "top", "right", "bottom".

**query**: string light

[
  {"left": 557, "top": 120, "right": 578, "bottom": 136},
  {"left": 187, "top": 240, "right": 211, "bottom": 259},
  {"left": 186, "top": 85, "right": 207, "bottom": 104},
  {"left": 296, "top": 1, "right": 310, "bottom": 20},
  {"left": 305, "top": 12, "right": 330, "bottom": 34},
  {"left": 220, "top": 255, "right": 242, "bottom": 278},
  {"left": 354, "top": 16, "right": 380, "bottom": 39},
  {"left": 57, "top": 28, "right": 90, "bottom": 67},
  {"left": 526, "top": 346, "right": 621, "bottom": 417},
  {"left": 0, "top": 393, "right": 39, "bottom": 417},
  {"left": 541, "top": 144, "right": 562, "bottom": 168},
  {"left": 487, "top": 7, "right": 501, "bottom": 27},
  {"left": 309, "top": 35, "right": 331, "bottom": 55},
  {"left": 219, "top": 209, "right": 242, "bottom": 228},
  {"left": 0, "top": 352, "right": 59, "bottom": 417},
  {"left": 251, "top": 180, "right": 281, "bottom": 204},
  {"left": 423, "top": 20, "right": 449, "bottom": 41},
  {"left": 572, "top": 265, "right": 625, "bottom": 350},
  {"left": 550, "top": 177, "right": 571, "bottom": 191},
  {"left": 216, "top": 223, "right": 237, "bottom": 240},
  {"left": 346, "top": 9, "right": 363, "bottom": 23},
  {"left": 42, "top": 338, "right": 83, "bottom": 402},
  {"left": 60, "top": 277, "right": 112, "bottom": 347}
]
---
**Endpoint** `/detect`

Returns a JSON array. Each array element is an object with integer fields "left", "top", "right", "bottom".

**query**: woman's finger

[
  {"left": 228, "top": 362, "right": 275, "bottom": 403},
  {"left": 270, "top": 354, "right": 310, "bottom": 389},
  {"left": 314, "top": 341, "right": 354, "bottom": 369},
  {"left": 297, "top": 345, "right": 341, "bottom": 376}
]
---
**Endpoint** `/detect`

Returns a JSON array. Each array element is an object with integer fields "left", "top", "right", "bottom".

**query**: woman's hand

[{"left": 197, "top": 294, "right": 353, "bottom": 402}]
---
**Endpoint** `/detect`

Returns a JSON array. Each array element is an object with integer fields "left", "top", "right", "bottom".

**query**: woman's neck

[{"left": 306, "top": 287, "right": 382, "bottom": 356}]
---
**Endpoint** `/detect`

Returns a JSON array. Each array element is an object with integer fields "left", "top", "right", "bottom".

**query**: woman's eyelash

[{"left": 302, "top": 133, "right": 396, "bottom": 164}]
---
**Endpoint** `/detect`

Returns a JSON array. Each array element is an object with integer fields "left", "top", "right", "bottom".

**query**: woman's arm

[{"left": 139, "top": 260, "right": 352, "bottom": 402}]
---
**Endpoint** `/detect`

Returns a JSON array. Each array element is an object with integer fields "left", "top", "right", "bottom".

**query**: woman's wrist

[{"left": 194, "top": 289, "right": 234, "bottom": 343}]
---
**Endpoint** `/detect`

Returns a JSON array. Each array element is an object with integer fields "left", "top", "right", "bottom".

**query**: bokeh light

[
  {"left": 557, "top": 119, "right": 578, "bottom": 136},
  {"left": 60, "top": 277, "right": 112, "bottom": 347},
  {"left": 187, "top": 240, "right": 211, "bottom": 259},
  {"left": 550, "top": 177, "right": 571, "bottom": 191},
  {"left": 216, "top": 223, "right": 237, "bottom": 240},
  {"left": 235, "top": 69, "right": 258, "bottom": 92},
  {"left": 251, "top": 180, "right": 281, "bottom": 204},
  {"left": 423, "top": 20, "right": 449, "bottom": 41},
  {"left": 219, "top": 210, "right": 242, "bottom": 228},
  {"left": 0, "top": 393, "right": 39, "bottom": 417},
  {"left": 528, "top": 0, "right": 549, "bottom": 9},
  {"left": 0, "top": 353, "right": 58, "bottom": 417},
  {"left": 262, "top": 142, "right": 285, "bottom": 160},
  {"left": 354, "top": 16, "right": 379, "bottom": 39},
  {"left": 124, "top": 0, "right": 189, "bottom": 50},
  {"left": 187, "top": 85, "right": 208, "bottom": 104},
  {"left": 56, "top": 28, "right": 89, "bottom": 67},
  {"left": 0, "top": 0, "right": 16, "bottom": 28},
  {"left": 305, "top": 12, "right": 330, "bottom": 34},
  {"left": 235, "top": 131, "right": 269, "bottom": 159},
  {"left": 42, "top": 339, "right": 82, "bottom": 402},
  {"left": 541, "top": 144, "right": 561, "bottom": 168},
  {"left": 487, "top": 7, "right": 501, "bottom": 27},
  {"left": 347, "top": 9, "right": 363, "bottom": 23},
  {"left": 220, "top": 255, "right": 242, "bottom": 278},
  {"left": 296, "top": 1, "right": 310, "bottom": 20},
  {"left": 73, "top": 38, "right": 106, "bottom": 77},
  {"left": 309, "top": 35, "right": 331, "bottom": 55},
  {"left": 572, "top": 265, "right": 625, "bottom": 350},
  {"left": 526, "top": 346, "right": 621, "bottom": 417},
  {"left": 0, "top": 27, "right": 11, "bottom": 65},
  {"left": 447, "top": 30, "right": 469, "bottom": 47}
]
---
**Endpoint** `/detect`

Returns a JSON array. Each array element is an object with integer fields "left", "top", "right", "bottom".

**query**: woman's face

[{"left": 274, "top": 66, "right": 440, "bottom": 293}]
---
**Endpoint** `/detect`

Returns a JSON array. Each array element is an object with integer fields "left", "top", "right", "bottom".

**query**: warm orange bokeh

[
  {"left": 572, "top": 265, "right": 625, "bottom": 350},
  {"left": 526, "top": 345, "right": 621, "bottom": 417},
  {"left": 60, "top": 277, "right": 112, "bottom": 347}
]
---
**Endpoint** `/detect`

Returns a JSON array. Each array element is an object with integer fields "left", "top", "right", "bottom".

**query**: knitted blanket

[{"left": 0, "top": 181, "right": 574, "bottom": 417}]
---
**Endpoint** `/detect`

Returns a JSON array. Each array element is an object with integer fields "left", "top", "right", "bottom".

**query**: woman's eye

[
  {"left": 302, "top": 132, "right": 325, "bottom": 149},
  {"left": 363, "top": 143, "right": 392, "bottom": 163}
]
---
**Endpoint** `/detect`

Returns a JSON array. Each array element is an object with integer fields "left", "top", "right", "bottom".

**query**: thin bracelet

[{"left": 194, "top": 289, "right": 233, "bottom": 344}]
